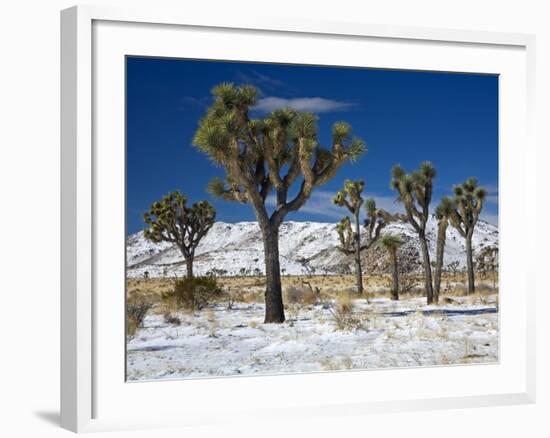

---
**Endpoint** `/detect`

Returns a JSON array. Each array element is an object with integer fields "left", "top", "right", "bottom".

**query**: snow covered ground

[{"left": 126, "top": 295, "right": 498, "bottom": 381}]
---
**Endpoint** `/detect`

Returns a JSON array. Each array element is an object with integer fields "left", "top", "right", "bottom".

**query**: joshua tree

[
  {"left": 143, "top": 191, "right": 216, "bottom": 278},
  {"left": 193, "top": 83, "right": 365, "bottom": 323},
  {"left": 381, "top": 234, "right": 403, "bottom": 300},
  {"left": 433, "top": 196, "right": 455, "bottom": 303},
  {"left": 334, "top": 180, "right": 389, "bottom": 294},
  {"left": 391, "top": 162, "right": 437, "bottom": 304},
  {"left": 476, "top": 245, "right": 499, "bottom": 289},
  {"left": 449, "top": 178, "right": 487, "bottom": 294}
]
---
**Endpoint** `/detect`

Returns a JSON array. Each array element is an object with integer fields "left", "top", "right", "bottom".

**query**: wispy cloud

[
  {"left": 236, "top": 70, "right": 289, "bottom": 91},
  {"left": 253, "top": 97, "right": 355, "bottom": 114},
  {"left": 266, "top": 190, "right": 401, "bottom": 220}
]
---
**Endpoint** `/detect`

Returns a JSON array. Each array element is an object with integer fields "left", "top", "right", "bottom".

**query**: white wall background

[{"left": 0, "top": 1, "right": 547, "bottom": 437}]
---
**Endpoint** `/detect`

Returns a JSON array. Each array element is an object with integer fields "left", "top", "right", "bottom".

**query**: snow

[
  {"left": 126, "top": 218, "right": 498, "bottom": 278},
  {"left": 126, "top": 296, "right": 498, "bottom": 381}
]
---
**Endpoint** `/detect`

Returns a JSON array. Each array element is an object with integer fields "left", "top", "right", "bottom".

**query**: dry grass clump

[
  {"left": 126, "top": 297, "right": 153, "bottom": 340},
  {"left": 330, "top": 292, "right": 362, "bottom": 331},
  {"left": 284, "top": 285, "right": 318, "bottom": 306}
]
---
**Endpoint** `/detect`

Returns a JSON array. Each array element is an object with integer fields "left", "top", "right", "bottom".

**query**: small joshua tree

[
  {"left": 334, "top": 180, "right": 389, "bottom": 295},
  {"left": 143, "top": 191, "right": 216, "bottom": 278},
  {"left": 476, "top": 245, "right": 499, "bottom": 289},
  {"left": 449, "top": 178, "right": 487, "bottom": 293},
  {"left": 381, "top": 234, "right": 403, "bottom": 300},
  {"left": 433, "top": 196, "right": 455, "bottom": 303},
  {"left": 193, "top": 83, "right": 365, "bottom": 323},
  {"left": 391, "top": 162, "right": 437, "bottom": 304}
]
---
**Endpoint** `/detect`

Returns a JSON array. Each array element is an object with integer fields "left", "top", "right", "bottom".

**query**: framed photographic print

[{"left": 61, "top": 5, "right": 536, "bottom": 433}]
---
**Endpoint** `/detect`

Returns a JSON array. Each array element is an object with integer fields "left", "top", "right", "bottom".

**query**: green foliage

[
  {"left": 192, "top": 83, "right": 366, "bottom": 216},
  {"left": 333, "top": 179, "right": 390, "bottom": 254},
  {"left": 162, "top": 277, "right": 222, "bottom": 311},
  {"left": 435, "top": 196, "right": 455, "bottom": 221},
  {"left": 450, "top": 178, "right": 487, "bottom": 237},
  {"left": 335, "top": 216, "right": 354, "bottom": 250},
  {"left": 333, "top": 179, "right": 365, "bottom": 212},
  {"left": 381, "top": 234, "right": 403, "bottom": 251},
  {"left": 390, "top": 161, "right": 437, "bottom": 230},
  {"left": 143, "top": 191, "right": 216, "bottom": 257}
]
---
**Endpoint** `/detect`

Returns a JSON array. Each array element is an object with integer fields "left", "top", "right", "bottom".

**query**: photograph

[{"left": 125, "top": 57, "right": 499, "bottom": 381}]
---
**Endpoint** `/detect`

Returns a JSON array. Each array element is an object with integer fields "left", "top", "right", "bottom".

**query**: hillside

[{"left": 126, "top": 217, "right": 498, "bottom": 278}]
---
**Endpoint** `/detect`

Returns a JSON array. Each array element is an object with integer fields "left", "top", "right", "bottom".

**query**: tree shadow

[{"left": 382, "top": 307, "right": 497, "bottom": 317}]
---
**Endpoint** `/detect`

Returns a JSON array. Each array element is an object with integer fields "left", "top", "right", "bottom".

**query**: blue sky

[{"left": 126, "top": 57, "right": 498, "bottom": 235}]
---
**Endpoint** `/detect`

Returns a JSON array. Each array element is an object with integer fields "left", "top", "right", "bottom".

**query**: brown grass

[{"left": 127, "top": 271, "right": 499, "bottom": 307}]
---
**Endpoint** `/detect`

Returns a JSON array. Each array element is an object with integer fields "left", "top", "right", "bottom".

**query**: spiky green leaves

[
  {"left": 193, "top": 82, "right": 367, "bottom": 227},
  {"left": 435, "top": 196, "right": 455, "bottom": 221},
  {"left": 450, "top": 178, "right": 487, "bottom": 236},
  {"left": 332, "top": 122, "right": 366, "bottom": 163},
  {"left": 333, "top": 179, "right": 365, "bottom": 214},
  {"left": 381, "top": 234, "right": 403, "bottom": 251},
  {"left": 390, "top": 162, "right": 437, "bottom": 230},
  {"left": 211, "top": 82, "right": 257, "bottom": 109},
  {"left": 332, "top": 122, "right": 351, "bottom": 143},
  {"left": 336, "top": 216, "right": 354, "bottom": 250},
  {"left": 143, "top": 191, "right": 216, "bottom": 252}
]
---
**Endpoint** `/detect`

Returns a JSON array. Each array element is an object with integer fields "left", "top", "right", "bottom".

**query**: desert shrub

[
  {"left": 284, "top": 285, "right": 318, "bottom": 305},
  {"left": 225, "top": 289, "right": 244, "bottom": 309},
  {"left": 285, "top": 286, "right": 302, "bottom": 304},
  {"left": 127, "top": 300, "right": 153, "bottom": 339},
  {"left": 162, "top": 276, "right": 222, "bottom": 311},
  {"left": 330, "top": 292, "right": 360, "bottom": 330}
]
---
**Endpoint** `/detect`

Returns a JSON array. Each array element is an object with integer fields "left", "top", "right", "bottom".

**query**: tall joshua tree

[
  {"left": 391, "top": 162, "right": 437, "bottom": 304},
  {"left": 449, "top": 178, "right": 487, "bottom": 294},
  {"left": 433, "top": 196, "right": 455, "bottom": 303},
  {"left": 334, "top": 180, "right": 389, "bottom": 295},
  {"left": 143, "top": 191, "right": 216, "bottom": 278},
  {"left": 193, "top": 83, "right": 365, "bottom": 323},
  {"left": 381, "top": 234, "right": 403, "bottom": 301}
]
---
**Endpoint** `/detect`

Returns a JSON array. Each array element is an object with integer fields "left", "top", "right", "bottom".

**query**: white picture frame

[{"left": 60, "top": 4, "right": 536, "bottom": 433}]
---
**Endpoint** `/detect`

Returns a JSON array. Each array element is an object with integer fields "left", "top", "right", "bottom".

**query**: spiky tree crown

[
  {"left": 450, "top": 178, "right": 487, "bottom": 237},
  {"left": 193, "top": 83, "right": 366, "bottom": 226},
  {"left": 390, "top": 161, "right": 436, "bottom": 231},
  {"left": 335, "top": 196, "right": 391, "bottom": 254},
  {"left": 381, "top": 234, "right": 403, "bottom": 251},
  {"left": 335, "top": 216, "right": 354, "bottom": 251},
  {"left": 333, "top": 179, "right": 365, "bottom": 215},
  {"left": 435, "top": 196, "right": 455, "bottom": 221},
  {"left": 143, "top": 191, "right": 216, "bottom": 256}
]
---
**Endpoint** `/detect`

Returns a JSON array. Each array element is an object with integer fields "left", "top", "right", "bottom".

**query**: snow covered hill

[{"left": 126, "top": 217, "right": 498, "bottom": 278}]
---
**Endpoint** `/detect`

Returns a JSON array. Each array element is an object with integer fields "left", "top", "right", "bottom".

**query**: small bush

[
  {"left": 162, "top": 276, "right": 222, "bottom": 311},
  {"left": 285, "top": 286, "right": 303, "bottom": 304},
  {"left": 330, "top": 292, "right": 360, "bottom": 331},
  {"left": 284, "top": 285, "right": 318, "bottom": 306},
  {"left": 127, "top": 300, "right": 153, "bottom": 339}
]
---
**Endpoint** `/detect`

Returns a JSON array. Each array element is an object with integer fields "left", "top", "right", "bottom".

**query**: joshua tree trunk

[
  {"left": 465, "top": 232, "right": 475, "bottom": 294},
  {"left": 261, "top": 224, "right": 285, "bottom": 323},
  {"left": 418, "top": 231, "right": 434, "bottom": 304},
  {"left": 353, "top": 211, "right": 364, "bottom": 295},
  {"left": 389, "top": 250, "right": 399, "bottom": 300},
  {"left": 434, "top": 223, "right": 447, "bottom": 304},
  {"left": 185, "top": 256, "right": 194, "bottom": 278}
]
